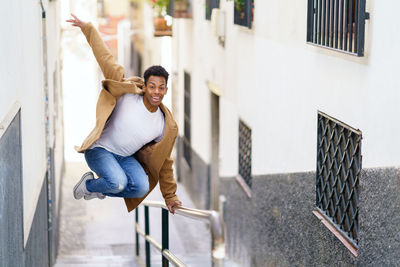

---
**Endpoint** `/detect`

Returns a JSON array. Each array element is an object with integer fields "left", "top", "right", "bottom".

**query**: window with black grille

[
  {"left": 238, "top": 119, "right": 252, "bottom": 189},
  {"left": 234, "top": 0, "right": 254, "bottom": 28},
  {"left": 306, "top": 0, "right": 369, "bottom": 56},
  {"left": 183, "top": 72, "right": 192, "bottom": 168},
  {"left": 316, "top": 111, "right": 362, "bottom": 248},
  {"left": 206, "top": 0, "right": 220, "bottom": 20}
]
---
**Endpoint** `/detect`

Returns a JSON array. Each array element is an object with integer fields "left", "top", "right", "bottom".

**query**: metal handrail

[{"left": 135, "top": 200, "right": 226, "bottom": 267}]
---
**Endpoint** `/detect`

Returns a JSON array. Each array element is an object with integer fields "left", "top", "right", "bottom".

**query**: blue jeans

[{"left": 84, "top": 147, "right": 149, "bottom": 198}]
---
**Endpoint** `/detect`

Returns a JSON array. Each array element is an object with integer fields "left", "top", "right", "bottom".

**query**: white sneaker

[
  {"left": 84, "top": 192, "right": 106, "bottom": 200},
  {"left": 73, "top": 172, "right": 94, "bottom": 200}
]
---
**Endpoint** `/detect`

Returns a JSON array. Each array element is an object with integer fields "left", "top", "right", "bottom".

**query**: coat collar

[
  {"left": 153, "top": 102, "right": 177, "bottom": 149},
  {"left": 148, "top": 102, "right": 178, "bottom": 176}
]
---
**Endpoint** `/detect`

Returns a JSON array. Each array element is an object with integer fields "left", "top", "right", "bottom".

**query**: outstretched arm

[{"left": 66, "top": 14, "right": 124, "bottom": 81}]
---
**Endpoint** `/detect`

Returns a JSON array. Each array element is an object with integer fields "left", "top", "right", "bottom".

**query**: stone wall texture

[
  {"left": 0, "top": 110, "right": 55, "bottom": 266},
  {"left": 220, "top": 168, "right": 400, "bottom": 266},
  {"left": 0, "top": 111, "right": 24, "bottom": 266},
  {"left": 176, "top": 137, "right": 210, "bottom": 210}
]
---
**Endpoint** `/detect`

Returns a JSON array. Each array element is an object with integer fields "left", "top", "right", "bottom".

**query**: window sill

[
  {"left": 154, "top": 30, "right": 172, "bottom": 37},
  {"left": 313, "top": 208, "right": 358, "bottom": 257},
  {"left": 236, "top": 175, "right": 252, "bottom": 198}
]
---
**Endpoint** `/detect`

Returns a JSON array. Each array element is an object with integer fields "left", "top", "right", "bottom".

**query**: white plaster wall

[
  {"left": 0, "top": 0, "right": 47, "bottom": 240},
  {"left": 0, "top": 0, "right": 65, "bottom": 244},
  {"left": 104, "top": 0, "right": 129, "bottom": 17},
  {"left": 46, "top": 0, "right": 62, "bottom": 149},
  {"left": 0, "top": 0, "right": 23, "bottom": 120},
  {"left": 173, "top": 0, "right": 400, "bottom": 177},
  {"left": 140, "top": 2, "right": 173, "bottom": 109},
  {"left": 172, "top": 0, "right": 230, "bottom": 166},
  {"left": 47, "top": 0, "right": 64, "bottom": 222},
  {"left": 63, "top": 0, "right": 98, "bottom": 164}
]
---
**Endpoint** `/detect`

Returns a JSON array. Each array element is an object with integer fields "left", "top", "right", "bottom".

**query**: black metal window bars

[
  {"left": 307, "top": 0, "right": 369, "bottom": 56},
  {"left": 135, "top": 200, "right": 226, "bottom": 267},
  {"left": 206, "top": 0, "right": 220, "bottom": 20},
  {"left": 234, "top": 0, "right": 254, "bottom": 28},
  {"left": 314, "top": 111, "right": 362, "bottom": 256},
  {"left": 238, "top": 119, "right": 252, "bottom": 191}
]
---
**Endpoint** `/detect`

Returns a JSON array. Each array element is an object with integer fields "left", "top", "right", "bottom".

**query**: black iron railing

[
  {"left": 307, "top": 0, "right": 369, "bottom": 56},
  {"left": 135, "top": 200, "right": 226, "bottom": 267},
  {"left": 316, "top": 111, "right": 362, "bottom": 249}
]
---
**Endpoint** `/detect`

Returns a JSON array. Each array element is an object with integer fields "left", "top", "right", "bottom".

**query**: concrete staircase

[{"left": 54, "top": 162, "right": 229, "bottom": 267}]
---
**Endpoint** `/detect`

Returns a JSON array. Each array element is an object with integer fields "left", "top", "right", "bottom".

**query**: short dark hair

[{"left": 143, "top": 65, "right": 169, "bottom": 86}]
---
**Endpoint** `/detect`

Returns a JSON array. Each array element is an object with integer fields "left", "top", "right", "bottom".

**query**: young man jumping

[{"left": 66, "top": 14, "right": 181, "bottom": 214}]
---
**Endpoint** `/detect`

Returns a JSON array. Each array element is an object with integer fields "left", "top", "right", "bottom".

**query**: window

[
  {"left": 307, "top": 0, "right": 369, "bottom": 56},
  {"left": 168, "top": 0, "right": 193, "bottom": 18},
  {"left": 183, "top": 72, "right": 192, "bottom": 168},
  {"left": 315, "top": 111, "right": 361, "bottom": 253},
  {"left": 206, "top": 0, "right": 220, "bottom": 20},
  {"left": 238, "top": 119, "right": 252, "bottom": 191},
  {"left": 234, "top": 0, "right": 254, "bottom": 28}
]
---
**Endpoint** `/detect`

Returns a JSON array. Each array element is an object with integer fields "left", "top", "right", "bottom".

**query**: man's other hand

[
  {"left": 66, "top": 13, "right": 86, "bottom": 28},
  {"left": 167, "top": 200, "right": 182, "bottom": 214}
]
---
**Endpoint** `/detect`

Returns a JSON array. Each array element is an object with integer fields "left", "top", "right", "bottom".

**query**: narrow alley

[{"left": 1, "top": 0, "right": 400, "bottom": 266}]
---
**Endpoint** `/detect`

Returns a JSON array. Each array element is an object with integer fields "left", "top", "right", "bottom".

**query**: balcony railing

[{"left": 307, "top": 0, "right": 370, "bottom": 56}]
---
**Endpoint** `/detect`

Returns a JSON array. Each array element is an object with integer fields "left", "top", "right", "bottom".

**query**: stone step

[
  {"left": 55, "top": 254, "right": 238, "bottom": 267},
  {"left": 54, "top": 255, "right": 141, "bottom": 267}
]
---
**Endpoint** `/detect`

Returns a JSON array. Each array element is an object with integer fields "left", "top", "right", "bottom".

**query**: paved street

[{"left": 55, "top": 161, "right": 213, "bottom": 267}]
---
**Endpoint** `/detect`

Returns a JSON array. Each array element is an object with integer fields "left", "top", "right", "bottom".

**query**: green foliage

[
  {"left": 234, "top": 0, "right": 254, "bottom": 12},
  {"left": 234, "top": 0, "right": 245, "bottom": 12},
  {"left": 152, "top": 0, "right": 170, "bottom": 17}
]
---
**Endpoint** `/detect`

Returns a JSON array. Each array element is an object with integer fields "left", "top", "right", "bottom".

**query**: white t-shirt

[{"left": 91, "top": 94, "right": 165, "bottom": 156}]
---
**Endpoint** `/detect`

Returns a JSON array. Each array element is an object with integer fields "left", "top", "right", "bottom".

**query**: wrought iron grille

[
  {"left": 183, "top": 72, "right": 191, "bottom": 168},
  {"left": 206, "top": 0, "right": 220, "bottom": 20},
  {"left": 316, "top": 112, "right": 362, "bottom": 245},
  {"left": 239, "top": 119, "right": 252, "bottom": 188},
  {"left": 234, "top": 0, "right": 254, "bottom": 28},
  {"left": 306, "top": 0, "right": 369, "bottom": 56}
]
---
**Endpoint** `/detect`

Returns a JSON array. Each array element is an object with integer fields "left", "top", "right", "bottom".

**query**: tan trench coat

[{"left": 75, "top": 23, "right": 179, "bottom": 212}]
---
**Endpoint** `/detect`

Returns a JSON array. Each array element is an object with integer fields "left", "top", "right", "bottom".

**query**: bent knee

[
  {"left": 107, "top": 179, "right": 128, "bottom": 193},
  {"left": 136, "top": 180, "right": 149, "bottom": 198}
]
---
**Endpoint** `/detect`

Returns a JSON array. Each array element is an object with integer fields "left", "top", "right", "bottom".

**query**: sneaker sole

[
  {"left": 73, "top": 172, "right": 93, "bottom": 200},
  {"left": 84, "top": 193, "right": 106, "bottom": 200}
]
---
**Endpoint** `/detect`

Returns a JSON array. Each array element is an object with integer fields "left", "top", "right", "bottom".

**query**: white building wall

[
  {"left": 172, "top": 1, "right": 228, "bottom": 167},
  {"left": 5, "top": 1, "right": 47, "bottom": 239},
  {"left": 0, "top": 0, "right": 63, "bottom": 244},
  {"left": 46, "top": 0, "right": 64, "bottom": 229},
  {"left": 172, "top": 0, "right": 400, "bottom": 177},
  {"left": 104, "top": 0, "right": 129, "bottom": 17},
  {"left": 62, "top": 0, "right": 99, "bottom": 164},
  {"left": 139, "top": 2, "right": 173, "bottom": 108}
]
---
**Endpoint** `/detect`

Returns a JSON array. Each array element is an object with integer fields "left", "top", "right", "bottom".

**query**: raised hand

[{"left": 66, "top": 13, "right": 87, "bottom": 28}]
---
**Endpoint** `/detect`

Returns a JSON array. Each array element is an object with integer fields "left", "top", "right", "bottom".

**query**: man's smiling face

[{"left": 142, "top": 75, "right": 168, "bottom": 110}]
